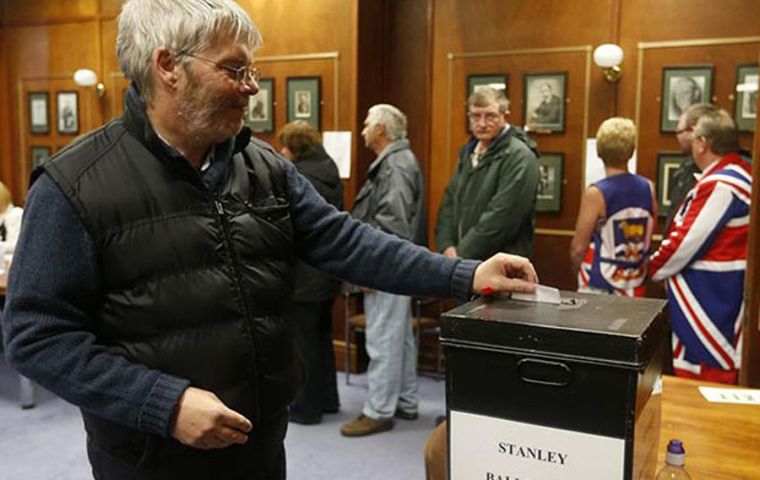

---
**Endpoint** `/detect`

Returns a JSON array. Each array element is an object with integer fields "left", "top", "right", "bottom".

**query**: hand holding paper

[{"left": 472, "top": 253, "right": 538, "bottom": 295}]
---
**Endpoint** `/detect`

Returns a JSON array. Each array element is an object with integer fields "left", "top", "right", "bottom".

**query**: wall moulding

[
  {"left": 446, "top": 45, "right": 592, "bottom": 196},
  {"left": 634, "top": 35, "right": 760, "bottom": 148},
  {"left": 256, "top": 52, "right": 340, "bottom": 130}
]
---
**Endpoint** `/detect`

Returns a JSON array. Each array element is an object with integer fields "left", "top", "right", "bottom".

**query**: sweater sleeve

[
  {"left": 2, "top": 174, "right": 189, "bottom": 437},
  {"left": 286, "top": 163, "right": 479, "bottom": 300}
]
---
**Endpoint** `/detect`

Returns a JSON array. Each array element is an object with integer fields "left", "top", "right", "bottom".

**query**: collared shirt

[
  {"left": 153, "top": 130, "right": 235, "bottom": 191},
  {"left": 471, "top": 125, "right": 511, "bottom": 168}
]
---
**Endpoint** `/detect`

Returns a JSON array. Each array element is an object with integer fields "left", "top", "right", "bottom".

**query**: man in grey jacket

[{"left": 342, "top": 104, "right": 425, "bottom": 437}]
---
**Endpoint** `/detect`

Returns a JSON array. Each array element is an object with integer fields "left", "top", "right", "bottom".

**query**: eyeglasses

[
  {"left": 467, "top": 111, "right": 501, "bottom": 123},
  {"left": 675, "top": 126, "right": 693, "bottom": 135},
  {"left": 178, "top": 51, "right": 261, "bottom": 85}
]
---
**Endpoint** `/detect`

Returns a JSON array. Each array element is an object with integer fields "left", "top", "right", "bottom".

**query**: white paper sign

[
  {"left": 699, "top": 386, "right": 760, "bottom": 405},
  {"left": 450, "top": 410, "right": 625, "bottom": 480},
  {"left": 323, "top": 131, "right": 352, "bottom": 179},
  {"left": 584, "top": 138, "right": 637, "bottom": 188}
]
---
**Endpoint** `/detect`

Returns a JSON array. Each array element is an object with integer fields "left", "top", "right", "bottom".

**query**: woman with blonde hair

[
  {"left": 570, "top": 118, "right": 656, "bottom": 297},
  {"left": 0, "top": 181, "right": 23, "bottom": 254}
]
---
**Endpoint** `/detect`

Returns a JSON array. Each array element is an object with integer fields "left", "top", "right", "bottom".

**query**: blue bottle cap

[{"left": 667, "top": 439, "right": 685, "bottom": 455}]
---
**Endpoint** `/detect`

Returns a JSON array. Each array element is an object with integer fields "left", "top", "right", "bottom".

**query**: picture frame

[
  {"left": 660, "top": 66, "right": 713, "bottom": 132},
  {"left": 287, "top": 77, "right": 320, "bottom": 129},
  {"left": 656, "top": 153, "right": 688, "bottom": 216},
  {"left": 245, "top": 77, "right": 274, "bottom": 133},
  {"left": 535, "top": 153, "right": 563, "bottom": 212},
  {"left": 30, "top": 146, "right": 52, "bottom": 170},
  {"left": 56, "top": 91, "right": 79, "bottom": 135},
  {"left": 28, "top": 92, "right": 50, "bottom": 134},
  {"left": 523, "top": 72, "right": 567, "bottom": 133},
  {"left": 467, "top": 74, "right": 508, "bottom": 97},
  {"left": 734, "top": 63, "right": 758, "bottom": 132}
]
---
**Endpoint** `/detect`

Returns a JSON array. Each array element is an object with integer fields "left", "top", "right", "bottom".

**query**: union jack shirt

[{"left": 649, "top": 152, "right": 751, "bottom": 378}]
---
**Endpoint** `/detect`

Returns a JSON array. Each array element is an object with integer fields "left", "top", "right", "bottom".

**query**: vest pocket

[{"left": 244, "top": 200, "right": 293, "bottom": 243}]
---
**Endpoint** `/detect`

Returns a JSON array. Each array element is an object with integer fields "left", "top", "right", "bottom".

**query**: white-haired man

[
  {"left": 342, "top": 104, "right": 426, "bottom": 437},
  {"left": 2, "top": 1, "right": 538, "bottom": 478}
]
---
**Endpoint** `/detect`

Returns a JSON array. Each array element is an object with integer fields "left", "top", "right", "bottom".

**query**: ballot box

[{"left": 441, "top": 292, "right": 667, "bottom": 480}]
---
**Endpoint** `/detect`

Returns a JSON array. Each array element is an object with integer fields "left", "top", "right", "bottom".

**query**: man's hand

[
  {"left": 171, "top": 387, "right": 253, "bottom": 450},
  {"left": 443, "top": 246, "right": 458, "bottom": 259},
  {"left": 472, "top": 253, "right": 538, "bottom": 294}
]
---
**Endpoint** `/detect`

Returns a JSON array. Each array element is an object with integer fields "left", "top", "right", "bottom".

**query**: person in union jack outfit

[{"left": 649, "top": 108, "right": 752, "bottom": 384}]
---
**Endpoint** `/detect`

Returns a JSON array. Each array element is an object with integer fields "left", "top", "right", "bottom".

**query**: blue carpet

[{"left": 0, "top": 358, "right": 444, "bottom": 479}]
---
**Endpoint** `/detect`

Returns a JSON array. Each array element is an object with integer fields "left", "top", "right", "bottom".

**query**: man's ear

[{"left": 153, "top": 47, "right": 180, "bottom": 88}]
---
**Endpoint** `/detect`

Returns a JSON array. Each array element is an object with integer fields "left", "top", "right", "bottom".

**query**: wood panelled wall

[
  {"left": 427, "top": 0, "right": 760, "bottom": 292},
  {"left": 0, "top": 0, "right": 361, "bottom": 205},
  {"left": 1, "top": 0, "right": 759, "bottom": 382}
]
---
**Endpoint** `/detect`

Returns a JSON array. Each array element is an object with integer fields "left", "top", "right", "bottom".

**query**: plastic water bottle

[{"left": 655, "top": 439, "right": 692, "bottom": 479}]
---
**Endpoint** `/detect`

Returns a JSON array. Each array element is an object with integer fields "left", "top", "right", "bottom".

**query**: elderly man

[
  {"left": 436, "top": 87, "right": 539, "bottom": 261},
  {"left": 649, "top": 109, "right": 752, "bottom": 385},
  {"left": 341, "top": 104, "right": 425, "bottom": 437},
  {"left": 1, "top": 1, "right": 537, "bottom": 479}
]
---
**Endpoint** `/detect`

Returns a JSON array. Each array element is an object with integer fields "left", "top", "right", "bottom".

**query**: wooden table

[{"left": 658, "top": 375, "right": 760, "bottom": 479}]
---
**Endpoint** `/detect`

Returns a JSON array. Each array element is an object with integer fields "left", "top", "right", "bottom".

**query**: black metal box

[{"left": 441, "top": 292, "right": 667, "bottom": 480}]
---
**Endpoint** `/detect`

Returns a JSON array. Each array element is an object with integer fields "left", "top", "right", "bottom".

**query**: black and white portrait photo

[
  {"left": 668, "top": 76, "right": 704, "bottom": 121},
  {"left": 287, "top": 76, "right": 320, "bottom": 129},
  {"left": 244, "top": 78, "right": 274, "bottom": 133},
  {"left": 535, "top": 153, "right": 563, "bottom": 212},
  {"left": 295, "top": 90, "right": 311, "bottom": 118},
  {"left": 735, "top": 64, "right": 758, "bottom": 132},
  {"left": 248, "top": 88, "right": 268, "bottom": 121},
  {"left": 56, "top": 91, "right": 79, "bottom": 135},
  {"left": 30, "top": 146, "right": 51, "bottom": 170},
  {"left": 660, "top": 66, "right": 713, "bottom": 131},
  {"left": 524, "top": 72, "right": 566, "bottom": 133}
]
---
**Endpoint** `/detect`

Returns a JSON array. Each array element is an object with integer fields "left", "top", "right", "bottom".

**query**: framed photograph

[
  {"left": 30, "top": 146, "right": 51, "bottom": 170},
  {"left": 56, "top": 91, "right": 79, "bottom": 135},
  {"left": 660, "top": 66, "right": 713, "bottom": 132},
  {"left": 28, "top": 92, "right": 50, "bottom": 134},
  {"left": 656, "top": 153, "right": 688, "bottom": 216},
  {"left": 287, "top": 77, "right": 320, "bottom": 129},
  {"left": 245, "top": 77, "right": 274, "bottom": 133},
  {"left": 523, "top": 72, "right": 567, "bottom": 133},
  {"left": 536, "top": 153, "right": 563, "bottom": 212},
  {"left": 734, "top": 63, "right": 758, "bottom": 132},
  {"left": 467, "top": 74, "right": 508, "bottom": 97}
]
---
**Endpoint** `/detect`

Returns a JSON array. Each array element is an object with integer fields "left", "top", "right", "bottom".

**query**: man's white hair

[
  {"left": 367, "top": 104, "right": 407, "bottom": 141},
  {"left": 117, "top": 0, "right": 262, "bottom": 102}
]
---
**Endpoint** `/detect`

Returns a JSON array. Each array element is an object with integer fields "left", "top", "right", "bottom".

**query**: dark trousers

[
  {"left": 288, "top": 299, "right": 340, "bottom": 420},
  {"left": 87, "top": 408, "right": 288, "bottom": 480}
]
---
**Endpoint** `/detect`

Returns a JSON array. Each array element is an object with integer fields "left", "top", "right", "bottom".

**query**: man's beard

[{"left": 177, "top": 66, "right": 242, "bottom": 146}]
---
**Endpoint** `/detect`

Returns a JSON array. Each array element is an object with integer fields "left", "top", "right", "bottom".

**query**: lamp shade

[
  {"left": 593, "top": 44, "right": 624, "bottom": 68},
  {"left": 73, "top": 68, "right": 98, "bottom": 87}
]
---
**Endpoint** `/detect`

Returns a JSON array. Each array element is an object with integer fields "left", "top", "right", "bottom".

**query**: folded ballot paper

[{"left": 510, "top": 284, "right": 561, "bottom": 305}]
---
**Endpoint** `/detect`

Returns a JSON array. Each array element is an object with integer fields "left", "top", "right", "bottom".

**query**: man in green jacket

[{"left": 436, "top": 87, "right": 540, "bottom": 260}]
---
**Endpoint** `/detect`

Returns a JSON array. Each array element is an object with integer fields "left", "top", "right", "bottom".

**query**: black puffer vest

[{"left": 39, "top": 99, "right": 297, "bottom": 467}]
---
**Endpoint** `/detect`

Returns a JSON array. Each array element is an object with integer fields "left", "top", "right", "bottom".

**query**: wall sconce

[
  {"left": 73, "top": 68, "right": 106, "bottom": 98},
  {"left": 593, "top": 44, "right": 624, "bottom": 83}
]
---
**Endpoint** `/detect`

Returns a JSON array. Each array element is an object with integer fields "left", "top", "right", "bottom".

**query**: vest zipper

[{"left": 214, "top": 198, "right": 264, "bottom": 423}]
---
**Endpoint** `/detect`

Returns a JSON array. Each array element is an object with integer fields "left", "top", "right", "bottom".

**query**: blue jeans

[{"left": 362, "top": 291, "right": 418, "bottom": 420}]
